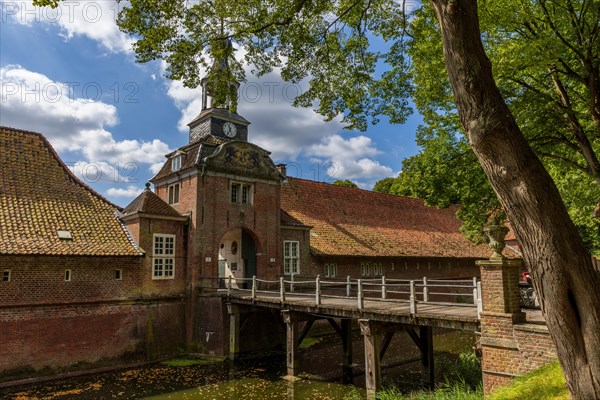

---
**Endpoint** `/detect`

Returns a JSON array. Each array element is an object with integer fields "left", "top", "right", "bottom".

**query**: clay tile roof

[
  {"left": 0, "top": 126, "right": 142, "bottom": 256},
  {"left": 280, "top": 178, "right": 493, "bottom": 258},
  {"left": 281, "top": 209, "right": 311, "bottom": 228},
  {"left": 122, "top": 186, "right": 183, "bottom": 218}
]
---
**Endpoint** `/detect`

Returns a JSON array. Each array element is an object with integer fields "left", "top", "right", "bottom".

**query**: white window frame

[
  {"left": 64, "top": 269, "right": 72, "bottom": 282},
  {"left": 324, "top": 263, "right": 336, "bottom": 278},
  {"left": 168, "top": 183, "right": 180, "bottom": 205},
  {"left": 153, "top": 234, "right": 175, "bottom": 280},
  {"left": 284, "top": 240, "right": 300, "bottom": 275},
  {"left": 361, "top": 262, "right": 371, "bottom": 276},
  {"left": 230, "top": 181, "right": 253, "bottom": 205},
  {"left": 171, "top": 155, "right": 183, "bottom": 172},
  {"left": 2, "top": 270, "right": 11, "bottom": 282}
]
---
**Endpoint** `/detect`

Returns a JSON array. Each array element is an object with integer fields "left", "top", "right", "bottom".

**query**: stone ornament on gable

[{"left": 204, "top": 141, "right": 280, "bottom": 180}]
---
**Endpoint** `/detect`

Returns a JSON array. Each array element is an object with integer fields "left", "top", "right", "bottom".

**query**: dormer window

[{"left": 171, "top": 155, "right": 183, "bottom": 172}]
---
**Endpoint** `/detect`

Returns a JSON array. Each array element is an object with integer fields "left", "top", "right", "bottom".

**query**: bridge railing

[{"left": 214, "top": 275, "right": 483, "bottom": 318}]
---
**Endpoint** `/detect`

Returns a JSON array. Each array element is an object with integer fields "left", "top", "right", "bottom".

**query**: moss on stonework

[{"left": 160, "top": 358, "right": 216, "bottom": 367}]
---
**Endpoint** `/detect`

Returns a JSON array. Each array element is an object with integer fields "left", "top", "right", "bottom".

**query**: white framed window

[
  {"left": 115, "top": 269, "right": 122, "bottom": 280},
  {"left": 153, "top": 234, "right": 175, "bottom": 279},
  {"left": 324, "top": 263, "right": 336, "bottom": 277},
  {"left": 373, "top": 263, "right": 383, "bottom": 276},
  {"left": 2, "top": 270, "right": 11, "bottom": 282},
  {"left": 168, "top": 183, "right": 180, "bottom": 205},
  {"left": 361, "top": 262, "right": 371, "bottom": 276},
  {"left": 231, "top": 182, "right": 252, "bottom": 204},
  {"left": 284, "top": 241, "right": 300, "bottom": 275},
  {"left": 64, "top": 269, "right": 72, "bottom": 282},
  {"left": 171, "top": 155, "right": 183, "bottom": 172}
]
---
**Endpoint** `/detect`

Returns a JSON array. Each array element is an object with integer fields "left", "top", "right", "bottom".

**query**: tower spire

[{"left": 201, "top": 38, "right": 239, "bottom": 113}]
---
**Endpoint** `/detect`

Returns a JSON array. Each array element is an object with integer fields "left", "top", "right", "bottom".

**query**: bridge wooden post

[
  {"left": 359, "top": 319, "right": 382, "bottom": 399},
  {"left": 341, "top": 318, "right": 354, "bottom": 384},
  {"left": 420, "top": 326, "right": 434, "bottom": 389},
  {"left": 227, "top": 303, "right": 241, "bottom": 361},
  {"left": 282, "top": 310, "right": 299, "bottom": 378}
]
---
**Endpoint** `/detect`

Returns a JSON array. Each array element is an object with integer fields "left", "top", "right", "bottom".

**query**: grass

[
  {"left": 160, "top": 358, "right": 216, "bottom": 367},
  {"left": 488, "top": 361, "right": 568, "bottom": 400},
  {"left": 378, "top": 382, "right": 483, "bottom": 400},
  {"left": 372, "top": 358, "right": 569, "bottom": 400}
]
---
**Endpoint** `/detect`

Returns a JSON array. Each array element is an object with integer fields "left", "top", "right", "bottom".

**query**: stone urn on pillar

[{"left": 483, "top": 225, "right": 509, "bottom": 260}]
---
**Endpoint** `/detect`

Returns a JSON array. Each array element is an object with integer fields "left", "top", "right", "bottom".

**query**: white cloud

[
  {"left": 107, "top": 185, "right": 143, "bottom": 199},
  {"left": 68, "top": 160, "right": 128, "bottom": 184},
  {"left": 0, "top": 64, "right": 170, "bottom": 180},
  {"left": 159, "top": 47, "right": 394, "bottom": 184},
  {"left": 309, "top": 135, "right": 393, "bottom": 183},
  {"left": 4, "top": 0, "right": 133, "bottom": 53}
]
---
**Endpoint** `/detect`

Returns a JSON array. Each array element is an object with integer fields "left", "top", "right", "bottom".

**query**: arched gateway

[{"left": 218, "top": 228, "right": 259, "bottom": 288}]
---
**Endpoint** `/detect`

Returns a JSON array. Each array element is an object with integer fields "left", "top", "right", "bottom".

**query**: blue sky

[{"left": 0, "top": 1, "right": 422, "bottom": 207}]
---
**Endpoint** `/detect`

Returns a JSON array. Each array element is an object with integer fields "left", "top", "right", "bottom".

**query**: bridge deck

[{"left": 220, "top": 290, "right": 480, "bottom": 331}]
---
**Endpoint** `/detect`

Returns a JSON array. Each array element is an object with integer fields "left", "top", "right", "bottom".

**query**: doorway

[{"left": 218, "top": 228, "right": 257, "bottom": 289}]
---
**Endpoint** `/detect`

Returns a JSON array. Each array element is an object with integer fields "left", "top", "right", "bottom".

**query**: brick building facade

[{"left": 1, "top": 74, "right": 496, "bottom": 379}]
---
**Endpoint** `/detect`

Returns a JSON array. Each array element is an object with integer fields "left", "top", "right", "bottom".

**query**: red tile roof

[
  {"left": 280, "top": 178, "right": 493, "bottom": 258},
  {"left": 122, "top": 185, "right": 184, "bottom": 218},
  {"left": 281, "top": 209, "right": 311, "bottom": 228},
  {"left": 0, "top": 126, "right": 141, "bottom": 256}
]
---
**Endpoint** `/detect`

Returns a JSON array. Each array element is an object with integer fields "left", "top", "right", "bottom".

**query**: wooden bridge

[{"left": 205, "top": 275, "right": 483, "bottom": 397}]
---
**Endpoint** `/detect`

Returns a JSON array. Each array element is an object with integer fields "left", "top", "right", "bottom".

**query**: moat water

[{"left": 3, "top": 329, "right": 475, "bottom": 400}]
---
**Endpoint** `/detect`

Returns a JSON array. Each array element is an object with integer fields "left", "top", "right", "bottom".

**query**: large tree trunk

[{"left": 429, "top": 0, "right": 600, "bottom": 397}]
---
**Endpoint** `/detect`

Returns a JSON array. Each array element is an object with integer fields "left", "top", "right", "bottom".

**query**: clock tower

[{"left": 188, "top": 40, "right": 250, "bottom": 143}]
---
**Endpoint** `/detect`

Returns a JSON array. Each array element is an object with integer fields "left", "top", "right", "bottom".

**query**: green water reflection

[{"left": 142, "top": 378, "right": 364, "bottom": 400}]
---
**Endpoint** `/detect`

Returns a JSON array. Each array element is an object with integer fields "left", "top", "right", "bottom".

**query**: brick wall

[
  {"left": 123, "top": 216, "right": 187, "bottom": 297},
  {"left": 478, "top": 259, "right": 557, "bottom": 394},
  {"left": 158, "top": 174, "right": 281, "bottom": 284},
  {"left": 307, "top": 256, "right": 481, "bottom": 281},
  {"left": 0, "top": 254, "right": 186, "bottom": 379},
  {"left": 0, "top": 300, "right": 185, "bottom": 378},
  {"left": 0, "top": 255, "right": 143, "bottom": 305}
]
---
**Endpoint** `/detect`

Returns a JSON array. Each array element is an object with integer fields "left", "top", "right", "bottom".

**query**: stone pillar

[
  {"left": 477, "top": 245, "right": 525, "bottom": 394},
  {"left": 282, "top": 310, "right": 299, "bottom": 378},
  {"left": 359, "top": 319, "right": 381, "bottom": 399}
]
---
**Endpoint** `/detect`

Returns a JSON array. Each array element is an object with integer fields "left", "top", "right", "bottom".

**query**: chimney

[{"left": 276, "top": 163, "right": 287, "bottom": 178}]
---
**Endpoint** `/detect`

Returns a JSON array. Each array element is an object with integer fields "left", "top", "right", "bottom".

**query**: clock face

[{"left": 223, "top": 122, "right": 237, "bottom": 138}]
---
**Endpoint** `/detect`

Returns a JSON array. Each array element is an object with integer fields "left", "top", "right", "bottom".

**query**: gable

[{"left": 0, "top": 127, "right": 141, "bottom": 256}]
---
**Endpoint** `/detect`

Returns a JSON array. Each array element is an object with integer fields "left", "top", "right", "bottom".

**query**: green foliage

[
  {"left": 373, "top": 352, "right": 483, "bottom": 400},
  {"left": 377, "top": 382, "right": 482, "bottom": 400},
  {"left": 112, "top": 0, "right": 416, "bottom": 131},
  {"left": 333, "top": 179, "right": 359, "bottom": 188},
  {"left": 488, "top": 361, "right": 568, "bottom": 400},
  {"left": 437, "top": 353, "right": 482, "bottom": 390},
  {"left": 372, "top": 177, "right": 395, "bottom": 193},
  {"left": 399, "top": 0, "right": 600, "bottom": 250},
  {"left": 298, "top": 336, "right": 322, "bottom": 349}
]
